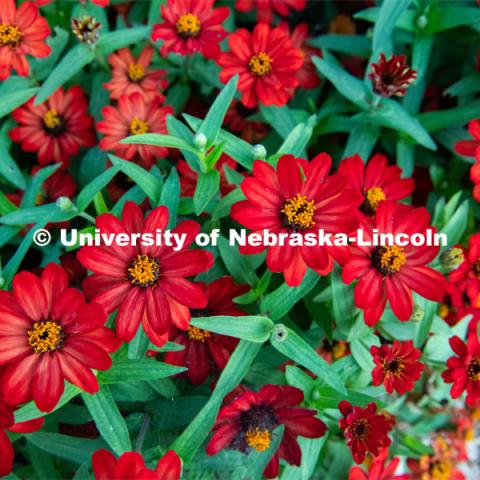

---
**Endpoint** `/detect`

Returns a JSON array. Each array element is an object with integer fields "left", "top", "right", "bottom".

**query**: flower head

[
  {"left": 235, "top": 0, "right": 306, "bottom": 24},
  {"left": 348, "top": 448, "right": 409, "bottom": 480},
  {"left": 369, "top": 53, "right": 417, "bottom": 97},
  {"left": 71, "top": 15, "right": 101, "bottom": 44}
]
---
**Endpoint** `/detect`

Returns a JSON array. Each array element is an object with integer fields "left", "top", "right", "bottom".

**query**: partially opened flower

[
  {"left": 152, "top": 0, "right": 229, "bottom": 59},
  {"left": 206, "top": 384, "right": 327, "bottom": 478},
  {"left": 0, "top": 263, "right": 119, "bottom": 412},
  {"left": 92, "top": 449, "right": 181, "bottom": 480},
  {"left": 348, "top": 448, "right": 409, "bottom": 480},
  {"left": 77, "top": 202, "right": 213, "bottom": 347},
  {"left": 369, "top": 53, "right": 417, "bottom": 97},
  {"left": 235, "top": 0, "right": 306, "bottom": 24}
]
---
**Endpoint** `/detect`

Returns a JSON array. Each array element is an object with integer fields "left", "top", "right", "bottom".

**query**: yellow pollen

[
  {"left": 431, "top": 461, "right": 452, "bottom": 480},
  {"left": 127, "top": 63, "right": 145, "bottom": 82},
  {"left": 129, "top": 118, "right": 149, "bottom": 135},
  {"left": 43, "top": 109, "right": 62, "bottom": 129},
  {"left": 127, "top": 254, "right": 160, "bottom": 287},
  {"left": 467, "top": 357, "right": 480, "bottom": 381},
  {"left": 332, "top": 341, "right": 348, "bottom": 360},
  {"left": 365, "top": 187, "right": 386, "bottom": 210},
  {"left": 28, "top": 321, "right": 65, "bottom": 354},
  {"left": 245, "top": 427, "right": 271, "bottom": 452},
  {"left": 0, "top": 23, "right": 22, "bottom": 48},
  {"left": 187, "top": 326, "right": 211, "bottom": 342},
  {"left": 281, "top": 193, "right": 316, "bottom": 231},
  {"left": 438, "top": 304, "right": 449, "bottom": 319},
  {"left": 379, "top": 245, "right": 406, "bottom": 273},
  {"left": 175, "top": 13, "right": 201, "bottom": 37},
  {"left": 249, "top": 52, "right": 273, "bottom": 77}
]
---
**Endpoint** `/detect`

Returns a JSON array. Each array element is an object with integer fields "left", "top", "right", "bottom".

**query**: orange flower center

[
  {"left": 430, "top": 460, "right": 452, "bottom": 480},
  {"left": 129, "top": 118, "right": 149, "bottom": 135},
  {"left": 249, "top": 52, "right": 273, "bottom": 77},
  {"left": 28, "top": 321, "right": 66, "bottom": 353},
  {"left": 176, "top": 13, "right": 201, "bottom": 37},
  {"left": 128, "top": 254, "right": 160, "bottom": 287},
  {"left": 383, "top": 358, "right": 404, "bottom": 376},
  {"left": 0, "top": 23, "right": 22, "bottom": 48},
  {"left": 281, "top": 193, "right": 316, "bottom": 231},
  {"left": 245, "top": 427, "right": 271, "bottom": 451},
  {"left": 128, "top": 63, "right": 145, "bottom": 82},
  {"left": 365, "top": 187, "right": 386, "bottom": 210},
  {"left": 43, "top": 109, "right": 62, "bottom": 129},
  {"left": 372, "top": 245, "right": 406, "bottom": 274},
  {"left": 329, "top": 14, "right": 356, "bottom": 35},
  {"left": 186, "top": 326, "right": 211, "bottom": 342},
  {"left": 467, "top": 357, "right": 480, "bottom": 381}
]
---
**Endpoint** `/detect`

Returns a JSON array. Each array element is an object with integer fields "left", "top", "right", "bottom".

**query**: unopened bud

[
  {"left": 253, "top": 144, "right": 266, "bottom": 160},
  {"left": 440, "top": 247, "right": 464, "bottom": 271},
  {"left": 194, "top": 133, "right": 207, "bottom": 150},
  {"left": 410, "top": 305, "right": 424, "bottom": 322},
  {"left": 416, "top": 15, "right": 428, "bottom": 30},
  {"left": 56, "top": 196, "right": 73, "bottom": 212},
  {"left": 271, "top": 323, "right": 288, "bottom": 342},
  {"left": 71, "top": 15, "right": 102, "bottom": 45}
]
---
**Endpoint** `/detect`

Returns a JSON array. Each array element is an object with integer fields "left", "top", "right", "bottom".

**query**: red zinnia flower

[
  {"left": 368, "top": 53, "right": 417, "bottom": 97},
  {"left": 223, "top": 98, "right": 267, "bottom": 143},
  {"left": 104, "top": 46, "right": 168, "bottom": 103},
  {"left": 152, "top": 0, "right": 229, "bottom": 59},
  {"left": 97, "top": 93, "right": 173, "bottom": 167},
  {"left": 0, "top": 0, "right": 50, "bottom": 80},
  {"left": 92, "top": 449, "right": 181, "bottom": 480},
  {"left": 164, "top": 277, "right": 249, "bottom": 384},
  {"left": 338, "top": 154, "right": 415, "bottom": 216},
  {"left": 442, "top": 332, "right": 480, "bottom": 407},
  {"left": 231, "top": 154, "right": 361, "bottom": 287},
  {"left": 10, "top": 86, "right": 96, "bottom": 167},
  {"left": 455, "top": 119, "right": 480, "bottom": 202},
  {"left": 0, "top": 263, "right": 119, "bottom": 412},
  {"left": 342, "top": 201, "right": 445, "bottom": 326},
  {"left": 206, "top": 384, "right": 327, "bottom": 479},
  {"left": 370, "top": 340, "right": 424, "bottom": 394},
  {"left": 348, "top": 448, "right": 409, "bottom": 480},
  {"left": 77, "top": 202, "right": 213, "bottom": 347},
  {"left": 217, "top": 23, "right": 304, "bottom": 108},
  {"left": 339, "top": 401, "right": 393, "bottom": 464},
  {"left": 235, "top": 0, "right": 306, "bottom": 24}
]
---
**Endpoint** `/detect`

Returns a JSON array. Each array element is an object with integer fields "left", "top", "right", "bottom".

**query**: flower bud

[
  {"left": 71, "top": 15, "right": 102, "bottom": 45},
  {"left": 410, "top": 305, "right": 424, "bottom": 322},
  {"left": 253, "top": 144, "right": 267, "bottom": 160},
  {"left": 194, "top": 132, "right": 207, "bottom": 150},
  {"left": 416, "top": 15, "right": 428, "bottom": 30},
  {"left": 440, "top": 247, "right": 464, "bottom": 272},
  {"left": 56, "top": 196, "right": 73, "bottom": 212},
  {"left": 271, "top": 323, "right": 288, "bottom": 342}
]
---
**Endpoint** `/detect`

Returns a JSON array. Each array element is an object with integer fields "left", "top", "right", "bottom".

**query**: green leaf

[
  {"left": 0, "top": 137, "right": 26, "bottom": 190},
  {"left": 351, "top": 334, "right": 379, "bottom": 371},
  {"left": 0, "top": 203, "right": 73, "bottom": 226},
  {"left": 76, "top": 166, "right": 121, "bottom": 212},
  {"left": 193, "top": 170, "right": 219, "bottom": 215},
  {"left": 309, "top": 35, "right": 371, "bottom": 57},
  {"left": 30, "top": 27, "right": 69, "bottom": 81},
  {"left": 414, "top": 299, "right": 437, "bottom": 348},
  {"left": 418, "top": 100, "right": 480, "bottom": 132},
  {"left": 218, "top": 236, "right": 259, "bottom": 285},
  {"left": 0, "top": 87, "right": 38, "bottom": 119},
  {"left": 311, "top": 386, "right": 385, "bottom": 409},
  {"left": 211, "top": 188, "right": 244, "bottom": 221},
  {"left": 424, "top": 6, "right": 480, "bottom": 33},
  {"left": 0, "top": 193, "right": 17, "bottom": 215},
  {"left": 343, "top": 124, "right": 379, "bottom": 161},
  {"left": 159, "top": 167, "right": 180, "bottom": 227},
  {"left": 97, "top": 26, "right": 151, "bottom": 55},
  {"left": 446, "top": 73, "right": 480, "bottom": 97},
  {"left": 277, "top": 121, "right": 313, "bottom": 158},
  {"left": 21, "top": 164, "right": 62, "bottom": 208},
  {"left": 440, "top": 199, "right": 469, "bottom": 247},
  {"left": 260, "top": 105, "right": 297, "bottom": 138},
  {"left": 120, "top": 133, "right": 199, "bottom": 154},
  {"left": 331, "top": 264, "right": 355, "bottom": 334}
]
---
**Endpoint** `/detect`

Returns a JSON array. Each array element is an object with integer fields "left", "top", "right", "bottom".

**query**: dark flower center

[
  {"left": 359, "top": 187, "right": 386, "bottom": 215},
  {"left": 28, "top": 321, "right": 66, "bottom": 353},
  {"left": 472, "top": 259, "right": 480, "bottom": 278},
  {"left": 383, "top": 358, "right": 403, "bottom": 376},
  {"left": 352, "top": 419, "right": 369, "bottom": 440},
  {"left": 281, "top": 194, "right": 316, "bottom": 232},
  {"left": 43, "top": 109, "right": 67, "bottom": 136},
  {"left": 176, "top": 13, "right": 201, "bottom": 38},
  {"left": 127, "top": 254, "right": 160, "bottom": 287},
  {"left": 467, "top": 357, "right": 480, "bottom": 381},
  {"left": 371, "top": 245, "right": 406, "bottom": 275},
  {"left": 0, "top": 23, "right": 22, "bottom": 48}
]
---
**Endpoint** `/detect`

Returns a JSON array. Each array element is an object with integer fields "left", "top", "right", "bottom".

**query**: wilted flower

[
  {"left": 71, "top": 15, "right": 102, "bottom": 44},
  {"left": 369, "top": 53, "right": 417, "bottom": 97}
]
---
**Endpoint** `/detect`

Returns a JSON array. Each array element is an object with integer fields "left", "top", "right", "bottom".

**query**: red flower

[
  {"left": 0, "top": 263, "right": 119, "bottom": 412},
  {"left": 231, "top": 154, "right": 361, "bottom": 287},
  {"left": 36, "top": 0, "right": 109, "bottom": 6},
  {"left": 206, "top": 384, "right": 327, "bottom": 479},
  {"left": 338, "top": 154, "right": 415, "bottom": 216},
  {"left": 455, "top": 119, "right": 480, "bottom": 202},
  {"left": 342, "top": 201, "right": 445, "bottom": 326},
  {"left": 442, "top": 332, "right": 480, "bottom": 407},
  {"left": 339, "top": 401, "right": 393, "bottom": 464},
  {"left": 10, "top": 86, "right": 96, "bottom": 167},
  {"left": 370, "top": 340, "right": 424, "bottom": 394},
  {"left": 224, "top": 98, "right": 268, "bottom": 143},
  {"left": 97, "top": 93, "right": 173, "bottom": 167},
  {"left": 235, "top": 0, "right": 306, "bottom": 24},
  {"left": 104, "top": 46, "right": 168, "bottom": 103},
  {"left": 164, "top": 277, "right": 248, "bottom": 384},
  {"left": 217, "top": 23, "right": 304, "bottom": 108},
  {"left": 439, "top": 281, "right": 479, "bottom": 328},
  {"left": 92, "top": 449, "right": 181, "bottom": 480},
  {"left": 77, "top": 202, "right": 213, "bottom": 347},
  {"left": 152, "top": 0, "right": 229, "bottom": 59},
  {"left": 368, "top": 53, "right": 417, "bottom": 97},
  {"left": 348, "top": 448, "right": 409, "bottom": 480},
  {"left": 0, "top": 0, "right": 50, "bottom": 80}
]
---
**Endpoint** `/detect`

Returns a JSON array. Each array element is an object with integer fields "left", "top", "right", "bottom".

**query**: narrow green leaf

[
  {"left": 414, "top": 299, "right": 437, "bottom": 348},
  {"left": 418, "top": 100, "right": 480, "bottom": 132},
  {"left": 446, "top": 73, "right": 480, "bottom": 97},
  {"left": 97, "top": 26, "right": 151, "bottom": 55},
  {"left": 309, "top": 35, "right": 371, "bottom": 57},
  {"left": 218, "top": 236, "right": 259, "bottom": 285},
  {"left": 77, "top": 166, "right": 120, "bottom": 212},
  {"left": 0, "top": 203, "right": 73, "bottom": 226},
  {"left": 159, "top": 167, "right": 180, "bottom": 227},
  {"left": 331, "top": 264, "right": 355, "bottom": 335},
  {"left": 343, "top": 123, "right": 379, "bottom": 158},
  {"left": 193, "top": 170, "right": 219, "bottom": 215},
  {"left": 277, "top": 122, "right": 313, "bottom": 158},
  {"left": 0, "top": 131, "right": 26, "bottom": 189},
  {"left": 120, "top": 133, "right": 199, "bottom": 154},
  {"left": 0, "top": 87, "right": 38, "bottom": 119}
]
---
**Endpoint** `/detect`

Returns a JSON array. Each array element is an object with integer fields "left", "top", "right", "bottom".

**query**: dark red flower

[
  {"left": 223, "top": 98, "right": 268, "bottom": 143},
  {"left": 371, "top": 340, "right": 424, "bottom": 394},
  {"left": 348, "top": 448, "right": 408, "bottom": 480},
  {"left": 439, "top": 280, "right": 479, "bottom": 328},
  {"left": 338, "top": 401, "right": 393, "bottom": 464},
  {"left": 0, "top": 263, "right": 119, "bottom": 412},
  {"left": 77, "top": 202, "right": 213, "bottom": 347},
  {"left": 338, "top": 154, "right": 415, "bottom": 216},
  {"left": 231, "top": 154, "right": 361, "bottom": 287},
  {"left": 235, "top": 0, "right": 306, "bottom": 24},
  {"left": 10, "top": 86, "right": 96, "bottom": 167},
  {"left": 92, "top": 449, "right": 181, "bottom": 480},
  {"left": 206, "top": 384, "right": 327, "bottom": 478},
  {"left": 342, "top": 201, "right": 445, "bottom": 326},
  {"left": 164, "top": 277, "right": 248, "bottom": 384},
  {"left": 217, "top": 23, "right": 304, "bottom": 108},
  {"left": 152, "top": 0, "right": 229, "bottom": 59},
  {"left": 59, "top": 254, "right": 87, "bottom": 287},
  {"left": 455, "top": 120, "right": 480, "bottom": 202},
  {"left": 0, "top": 0, "right": 50, "bottom": 80},
  {"left": 368, "top": 53, "right": 417, "bottom": 97}
]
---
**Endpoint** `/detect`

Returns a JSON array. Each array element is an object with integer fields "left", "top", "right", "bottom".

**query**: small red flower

[
  {"left": 235, "top": 0, "right": 306, "bottom": 24},
  {"left": 97, "top": 93, "right": 173, "bottom": 167},
  {"left": 370, "top": 340, "right": 424, "bottom": 394},
  {"left": 338, "top": 154, "right": 415, "bottom": 216},
  {"left": 455, "top": 119, "right": 480, "bottom": 201},
  {"left": 92, "top": 449, "right": 181, "bottom": 480},
  {"left": 368, "top": 53, "right": 417, "bottom": 97},
  {"left": 342, "top": 201, "right": 445, "bottom": 326},
  {"left": 0, "top": 263, "right": 119, "bottom": 412},
  {"left": 206, "top": 384, "right": 327, "bottom": 479},
  {"left": 104, "top": 46, "right": 168, "bottom": 102},
  {"left": 231, "top": 154, "right": 361, "bottom": 286},
  {"left": 224, "top": 98, "right": 268, "bottom": 143},
  {"left": 217, "top": 23, "right": 304, "bottom": 108},
  {"left": 338, "top": 400, "right": 393, "bottom": 464},
  {"left": 10, "top": 86, "right": 96, "bottom": 167},
  {"left": 442, "top": 332, "right": 480, "bottom": 407},
  {"left": 77, "top": 202, "right": 213, "bottom": 347},
  {"left": 0, "top": 0, "right": 50, "bottom": 80},
  {"left": 164, "top": 277, "right": 248, "bottom": 384},
  {"left": 152, "top": 0, "right": 229, "bottom": 59},
  {"left": 348, "top": 448, "right": 409, "bottom": 480}
]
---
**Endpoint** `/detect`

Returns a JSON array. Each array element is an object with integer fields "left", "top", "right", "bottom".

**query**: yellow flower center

[
  {"left": 467, "top": 357, "right": 480, "bottom": 381},
  {"left": 372, "top": 245, "right": 406, "bottom": 275},
  {"left": 438, "top": 304, "right": 450, "bottom": 319},
  {"left": 187, "top": 326, "right": 211, "bottom": 342},
  {"left": 281, "top": 193, "right": 316, "bottom": 231},
  {"left": 127, "top": 63, "right": 145, "bottom": 82},
  {"left": 365, "top": 187, "right": 386, "bottom": 211},
  {"left": 129, "top": 118, "right": 149, "bottom": 135},
  {"left": 332, "top": 341, "right": 348, "bottom": 360},
  {"left": 431, "top": 461, "right": 452, "bottom": 480},
  {"left": 249, "top": 52, "right": 273, "bottom": 77},
  {"left": 43, "top": 109, "right": 62, "bottom": 129},
  {"left": 28, "top": 321, "right": 66, "bottom": 354},
  {"left": 175, "top": 13, "right": 201, "bottom": 37},
  {"left": 0, "top": 23, "right": 22, "bottom": 48},
  {"left": 245, "top": 427, "right": 271, "bottom": 452},
  {"left": 127, "top": 254, "right": 160, "bottom": 287}
]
